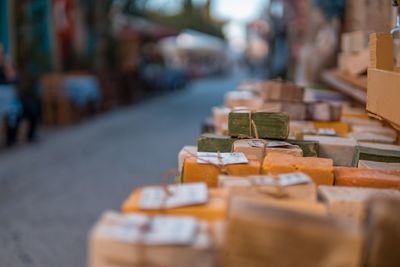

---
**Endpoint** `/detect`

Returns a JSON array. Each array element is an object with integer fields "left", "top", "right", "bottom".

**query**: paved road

[{"left": 0, "top": 69, "right": 247, "bottom": 267}]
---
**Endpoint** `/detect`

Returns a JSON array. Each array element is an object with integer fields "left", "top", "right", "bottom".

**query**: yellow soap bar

[
  {"left": 263, "top": 153, "right": 334, "bottom": 185},
  {"left": 334, "top": 167, "right": 400, "bottom": 189},
  {"left": 182, "top": 156, "right": 261, "bottom": 188},
  {"left": 122, "top": 188, "right": 227, "bottom": 221},
  {"left": 313, "top": 121, "right": 349, "bottom": 136}
]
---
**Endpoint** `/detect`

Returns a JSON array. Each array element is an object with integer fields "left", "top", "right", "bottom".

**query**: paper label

[
  {"left": 250, "top": 172, "right": 312, "bottom": 187},
  {"left": 197, "top": 152, "right": 248, "bottom": 165},
  {"left": 100, "top": 214, "right": 198, "bottom": 245},
  {"left": 278, "top": 172, "right": 312, "bottom": 186},
  {"left": 267, "top": 141, "right": 293, "bottom": 148},
  {"left": 138, "top": 183, "right": 208, "bottom": 210},
  {"left": 317, "top": 128, "right": 336, "bottom": 136},
  {"left": 248, "top": 140, "right": 267, "bottom": 148}
]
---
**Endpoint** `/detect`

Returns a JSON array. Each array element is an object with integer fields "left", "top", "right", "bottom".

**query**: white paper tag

[
  {"left": 317, "top": 128, "right": 336, "bottom": 136},
  {"left": 196, "top": 152, "right": 248, "bottom": 165},
  {"left": 267, "top": 141, "right": 293, "bottom": 148},
  {"left": 138, "top": 183, "right": 208, "bottom": 210},
  {"left": 248, "top": 140, "right": 267, "bottom": 148},
  {"left": 278, "top": 172, "right": 312, "bottom": 186},
  {"left": 250, "top": 172, "right": 312, "bottom": 187},
  {"left": 100, "top": 214, "right": 199, "bottom": 245}
]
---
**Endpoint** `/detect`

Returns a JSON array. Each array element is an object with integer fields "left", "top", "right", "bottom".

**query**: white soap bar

[
  {"left": 318, "top": 186, "right": 400, "bottom": 223},
  {"left": 178, "top": 146, "right": 197, "bottom": 172},
  {"left": 303, "top": 135, "right": 357, "bottom": 166}
]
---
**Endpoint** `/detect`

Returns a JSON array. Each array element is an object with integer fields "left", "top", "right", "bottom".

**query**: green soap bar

[
  {"left": 228, "top": 111, "right": 289, "bottom": 140},
  {"left": 197, "top": 134, "right": 236, "bottom": 152},
  {"left": 286, "top": 139, "right": 319, "bottom": 157},
  {"left": 352, "top": 145, "right": 400, "bottom": 167}
]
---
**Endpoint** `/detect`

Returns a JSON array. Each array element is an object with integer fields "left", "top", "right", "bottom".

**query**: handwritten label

[
  {"left": 138, "top": 183, "right": 208, "bottom": 210},
  {"left": 250, "top": 172, "right": 312, "bottom": 187},
  {"left": 99, "top": 213, "right": 198, "bottom": 245},
  {"left": 197, "top": 152, "right": 248, "bottom": 165}
]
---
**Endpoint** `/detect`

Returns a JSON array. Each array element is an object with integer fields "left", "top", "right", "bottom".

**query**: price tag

[
  {"left": 278, "top": 172, "right": 312, "bottom": 186},
  {"left": 250, "top": 172, "right": 312, "bottom": 187},
  {"left": 197, "top": 152, "right": 248, "bottom": 165},
  {"left": 267, "top": 141, "right": 293, "bottom": 148},
  {"left": 138, "top": 183, "right": 208, "bottom": 210},
  {"left": 100, "top": 213, "right": 199, "bottom": 245}
]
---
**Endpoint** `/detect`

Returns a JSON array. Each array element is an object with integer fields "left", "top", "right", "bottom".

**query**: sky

[{"left": 146, "top": 0, "right": 270, "bottom": 48}]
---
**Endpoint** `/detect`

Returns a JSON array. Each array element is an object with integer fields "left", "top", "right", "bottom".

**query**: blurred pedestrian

[{"left": 0, "top": 43, "right": 22, "bottom": 146}]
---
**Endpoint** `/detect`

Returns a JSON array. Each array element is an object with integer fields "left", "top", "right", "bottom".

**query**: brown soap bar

[
  {"left": 223, "top": 195, "right": 363, "bottom": 267},
  {"left": 364, "top": 197, "right": 400, "bottom": 267}
]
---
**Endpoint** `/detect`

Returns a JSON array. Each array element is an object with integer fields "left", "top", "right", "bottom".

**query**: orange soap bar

[
  {"left": 182, "top": 156, "right": 261, "bottom": 188},
  {"left": 313, "top": 121, "right": 350, "bottom": 136},
  {"left": 334, "top": 167, "right": 400, "bottom": 189},
  {"left": 122, "top": 188, "right": 227, "bottom": 221},
  {"left": 263, "top": 153, "right": 334, "bottom": 185}
]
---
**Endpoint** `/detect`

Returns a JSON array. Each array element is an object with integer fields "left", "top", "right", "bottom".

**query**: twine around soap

[{"left": 183, "top": 148, "right": 232, "bottom": 175}]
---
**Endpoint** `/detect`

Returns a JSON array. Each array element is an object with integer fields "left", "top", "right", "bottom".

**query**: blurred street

[{"left": 0, "top": 69, "right": 246, "bottom": 267}]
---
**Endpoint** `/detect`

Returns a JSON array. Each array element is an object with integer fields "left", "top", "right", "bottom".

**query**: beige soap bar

[
  {"left": 358, "top": 160, "right": 400, "bottom": 171},
  {"left": 341, "top": 117, "right": 382, "bottom": 128},
  {"left": 318, "top": 186, "right": 400, "bottom": 224},
  {"left": 178, "top": 146, "right": 197, "bottom": 172},
  {"left": 303, "top": 135, "right": 357, "bottom": 166},
  {"left": 351, "top": 125, "right": 397, "bottom": 139},
  {"left": 89, "top": 211, "right": 217, "bottom": 267},
  {"left": 232, "top": 139, "right": 303, "bottom": 163},
  {"left": 223, "top": 196, "right": 363, "bottom": 267},
  {"left": 349, "top": 132, "right": 396, "bottom": 144},
  {"left": 212, "top": 106, "right": 230, "bottom": 135}
]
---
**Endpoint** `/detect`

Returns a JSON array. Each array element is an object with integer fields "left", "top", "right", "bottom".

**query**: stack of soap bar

[
  {"left": 223, "top": 196, "right": 363, "bottom": 267},
  {"left": 218, "top": 174, "right": 316, "bottom": 201},
  {"left": 122, "top": 188, "right": 227, "bottom": 221},
  {"left": 358, "top": 160, "right": 400, "bottom": 171},
  {"left": 197, "top": 134, "right": 236, "bottom": 153},
  {"left": 263, "top": 153, "right": 334, "bottom": 185},
  {"left": 178, "top": 145, "right": 197, "bottom": 172},
  {"left": 334, "top": 167, "right": 400, "bottom": 189},
  {"left": 224, "top": 91, "right": 263, "bottom": 110},
  {"left": 232, "top": 139, "right": 302, "bottom": 163},
  {"left": 303, "top": 135, "right": 357, "bottom": 166},
  {"left": 313, "top": 121, "right": 349, "bottom": 136},
  {"left": 228, "top": 110, "right": 289, "bottom": 139},
  {"left": 89, "top": 211, "right": 216, "bottom": 267},
  {"left": 318, "top": 186, "right": 400, "bottom": 224},
  {"left": 182, "top": 156, "right": 260, "bottom": 188},
  {"left": 364, "top": 198, "right": 400, "bottom": 267},
  {"left": 352, "top": 142, "right": 400, "bottom": 167},
  {"left": 286, "top": 139, "right": 319, "bottom": 157}
]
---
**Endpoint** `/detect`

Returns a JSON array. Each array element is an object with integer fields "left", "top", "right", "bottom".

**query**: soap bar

[
  {"left": 218, "top": 174, "right": 316, "bottom": 201},
  {"left": 352, "top": 142, "right": 400, "bottom": 167},
  {"left": 303, "top": 135, "right": 357, "bottom": 166},
  {"left": 351, "top": 125, "right": 397, "bottom": 139},
  {"left": 318, "top": 186, "right": 400, "bottom": 224},
  {"left": 341, "top": 117, "right": 382, "bottom": 128},
  {"left": 197, "top": 133, "right": 236, "bottom": 153},
  {"left": 262, "top": 102, "right": 307, "bottom": 121},
  {"left": 334, "top": 167, "right": 400, "bottom": 189},
  {"left": 223, "top": 195, "right": 363, "bottom": 267},
  {"left": 224, "top": 91, "right": 263, "bottom": 109},
  {"left": 289, "top": 120, "right": 316, "bottom": 139},
  {"left": 286, "top": 139, "right": 319, "bottom": 157},
  {"left": 122, "top": 188, "right": 227, "bottom": 221},
  {"left": 212, "top": 106, "right": 230, "bottom": 135},
  {"left": 313, "top": 121, "right": 349, "bottom": 136},
  {"left": 263, "top": 153, "right": 334, "bottom": 185},
  {"left": 232, "top": 139, "right": 303, "bottom": 163},
  {"left": 358, "top": 160, "right": 400, "bottom": 171},
  {"left": 364, "top": 197, "right": 400, "bottom": 267},
  {"left": 178, "top": 146, "right": 197, "bottom": 172},
  {"left": 349, "top": 132, "right": 396, "bottom": 144},
  {"left": 89, "top": 211, "right": 216, "bottom": 267},
  {"left": 228, "top": 110, "right": 289, "bottom": 140},
  {"left": 182, "top": 156, "right": 261, "bottom": 188},
  {"left": 258, "top": 80, "right": 304, "bottom": 102},
  {"left": 308, "top": 102, "right": 342, "bottom": 122}
]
